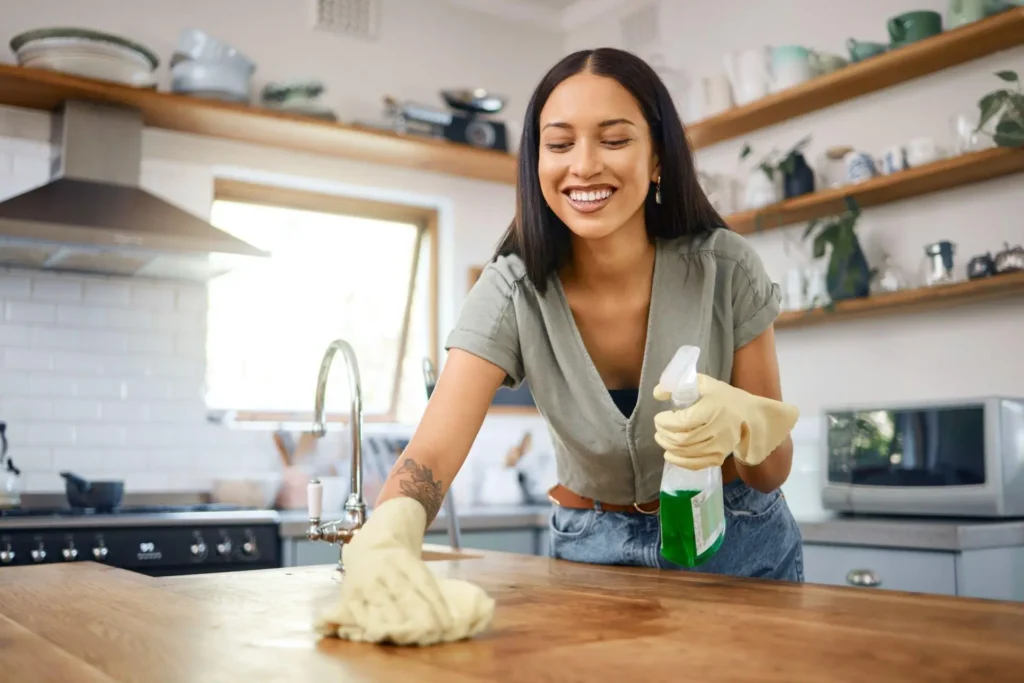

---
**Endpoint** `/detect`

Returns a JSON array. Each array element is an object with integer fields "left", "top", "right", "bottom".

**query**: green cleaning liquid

[
  {"left": 655, "top": 344, "right": 727, "bottom": 568},
  {"left": 659, "top": 481, "right": 726, "bottom": 567}
]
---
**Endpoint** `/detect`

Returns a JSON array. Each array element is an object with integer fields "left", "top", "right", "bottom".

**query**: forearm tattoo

[{"left": 395, "top": 458, "right": 445, "bottom": 523}]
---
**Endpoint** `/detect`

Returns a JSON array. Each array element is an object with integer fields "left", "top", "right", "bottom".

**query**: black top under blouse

[{"left": 607, "top": 388, "right": 639, "bottom": 418}]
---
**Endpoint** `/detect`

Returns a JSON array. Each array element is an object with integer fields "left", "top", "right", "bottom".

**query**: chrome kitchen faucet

[{"left": 306, "top": 339, "right": 367, "bottom": 570}]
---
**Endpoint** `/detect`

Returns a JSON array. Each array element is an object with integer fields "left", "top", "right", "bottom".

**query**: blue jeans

[{"left": 548, "top": 478, "right": 804, "bottom": 581}]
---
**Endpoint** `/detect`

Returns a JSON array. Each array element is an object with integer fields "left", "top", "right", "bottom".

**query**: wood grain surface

[{"left": 1, "top": 550, "right": 1023, "bottom": 682}]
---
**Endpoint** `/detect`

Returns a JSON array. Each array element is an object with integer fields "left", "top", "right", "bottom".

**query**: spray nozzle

[{"left": 658, "top": 345, "right": 702, "bottom": 409}]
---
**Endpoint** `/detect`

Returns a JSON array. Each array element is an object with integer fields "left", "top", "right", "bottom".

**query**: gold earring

[{"left": 655, "top": 178, "right": 662, "bottom": 204}]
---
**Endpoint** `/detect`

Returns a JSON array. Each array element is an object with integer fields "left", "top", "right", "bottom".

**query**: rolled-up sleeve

[
  {"left": 726, "top": 233, "right": 782, "bottom": 350},
  {"left": 444, "top": 262, "right": 525, "bottom": 388}
]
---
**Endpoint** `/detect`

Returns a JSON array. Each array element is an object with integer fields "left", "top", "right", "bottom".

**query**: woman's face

[{"left": 537, "top": 71, "right": 659, "bottom": 242}]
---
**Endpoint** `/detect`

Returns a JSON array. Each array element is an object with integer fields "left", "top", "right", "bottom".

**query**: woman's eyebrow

[{"left": 541, "top": 118, "right": 636, "bottom": 131}]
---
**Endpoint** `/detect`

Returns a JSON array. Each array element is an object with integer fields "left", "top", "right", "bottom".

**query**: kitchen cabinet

[{"left": 803, "top": 543, "right": 1024, "bottom": 601}]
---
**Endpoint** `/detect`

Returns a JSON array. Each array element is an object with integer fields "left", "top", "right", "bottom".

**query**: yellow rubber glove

[
  {"left": 314, "top": 497, "right": 495, "bottom": 646},
  {"left": 653, "top": 374, "right": 799, "bottom": 470}
]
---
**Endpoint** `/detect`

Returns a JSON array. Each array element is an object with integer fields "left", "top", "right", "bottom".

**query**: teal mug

[
  {"left": 846, "top": 38, "right": 888, "bottom": 62},
  {"left": 888, "top": 10, "right": 944, "bottom": 46}
]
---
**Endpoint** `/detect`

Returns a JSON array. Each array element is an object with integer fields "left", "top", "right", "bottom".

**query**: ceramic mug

[
  {"left": 771, "top": 45, "right": 813, "bottom": 91},
  {"left": 880, "top": 145, "right": 908, "bottom": 174},
  {"left": 844, "top": 151, "right": 877, "bottom": 183},
  {"left": 906, "top": 137, "right": 942, "bottom": 166},
  {"left": 888, "top": 11, "right": 943, "bottom": 47},
  {"left": 846, "top": 38, "right": 887, "bottom": 62}
]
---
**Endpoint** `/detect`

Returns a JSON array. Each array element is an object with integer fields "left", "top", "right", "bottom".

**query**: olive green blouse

[{"left": 444, "top": 228, "right": 781, "bottom": 505}]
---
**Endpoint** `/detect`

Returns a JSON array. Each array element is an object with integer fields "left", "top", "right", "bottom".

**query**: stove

[{"left": 0, "top": 504, "right": 282, "bottom": 576}]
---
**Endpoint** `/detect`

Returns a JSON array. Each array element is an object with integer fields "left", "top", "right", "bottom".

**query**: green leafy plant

[
  {"left": 739, "top": 135, "right": 812, "bottom": 180},
  {"left": 801, "top": 197, "right": 874, "bottom": 305},
  {"left": 976, "top": 70, "right": 1024, "bottom": 148}
]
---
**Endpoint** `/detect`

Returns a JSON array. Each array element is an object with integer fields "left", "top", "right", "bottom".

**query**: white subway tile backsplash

[
  {"left": 147, "top": 448, "right": 196, "bottom": 470},
  {"left": 52, "top": 448, "right": 106, "bottom": 472},
  {"left": 0, "top": 397, "right": 53, "bottom": 420},
  {"left": 32, "top": 278, "right": 83, "bottom": 302},
  {"left": 4, "top": 348, "right": 52, "bottom": 371},
  {"left": 125, "top": 425, "right": 176, "bottom": 448},
  {"left": 52, "top": 399, "right": 102, "bottom": 421},
  {"left": 75, "top": 377, "right": 126, "bottom": 399},
  {"left": 175, "top": 287, "right": 207, "bottom": 312},
  {"left": 52, "top": 351, "right": 105, "bottom": 374},
  {"left": 146, "top": 400, "right": 204, "bottom": 423},
  {"left": 131, "top": 285, "right": 175, "bottom": 310},
  {"left": 0, "top": 324, "right": 30, "bottom": 345},
  {"left": 28, "top": 375, "right": 77, "bottom": 396},
  {"left": 30, "top": 326, "right": 79, "bottom": 350},
  {"left": 75, "top": 424, "right": 126, "bottom": 447},
  {"left": 0, "top": 274, "right": 31, "bottom": 297},
  {"left": 0, "top": 370, "right": 31, "bottom": 395},
  {"left": 125, "top": 332, "right": 175, "bottom": 354},
  {"left": 7, "top": 447, "right": 52, "bottom": 472},
  {"left": 106, "top": 307, "right": 159, "bottom": 330},
  {"left": 123, "top": 378, "right": 171, "bottom": 400},
  {"left": 56, "top": 304, "right": 105, "bottom": 327},
  {"left": 6, "top": 301, "right": 56, "bottom": 324},
  {"left": 175, "top": 331, "right": 206, "bottom": 358},
  {"left": 99, "top": 401, "right": 149, "bottom": 422},
  {"left": 25, "top": 423, "right": 76, "bottom": 447},
  {"left": 83, "top": 281, "right": 131, "bottom": 306}
]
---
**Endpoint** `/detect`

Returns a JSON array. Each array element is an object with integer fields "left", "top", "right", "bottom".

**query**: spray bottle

[{"left": 657, "top": 345, "right": 726, "bottom": 567}]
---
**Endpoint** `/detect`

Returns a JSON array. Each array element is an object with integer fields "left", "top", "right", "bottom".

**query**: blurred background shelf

[
  {"left": 725, "top": 147, "right": 1024, "bottom": 235},
  {"left": 776, "top": 271, "right": 1024, "bottom": 329},
  {"left": 0, "top": 63, "right": 518, "bottom": 185},
  {"left": 685, "top": 7, "right": 1024, "bottom": 150}
]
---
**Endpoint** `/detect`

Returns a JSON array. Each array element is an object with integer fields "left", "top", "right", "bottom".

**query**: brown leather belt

[{"left": 547, "top": 484, "right": 659, "bottom": 514}]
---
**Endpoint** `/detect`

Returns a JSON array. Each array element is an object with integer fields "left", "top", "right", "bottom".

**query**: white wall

[
  {"left": 567, "top": 0, "right": 1024, "bottom": 517},
  {"left": 0, "top": 0, "right": 562, "bottom": 494}
]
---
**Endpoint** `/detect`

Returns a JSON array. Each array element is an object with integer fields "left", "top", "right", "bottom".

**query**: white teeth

[{"left": 568, "top": 188, "right": 613, "bottom": 202}]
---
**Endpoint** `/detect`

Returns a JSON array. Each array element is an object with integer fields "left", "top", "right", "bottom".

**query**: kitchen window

[{"left": 205, "top": 180, "right": 438, "bottom": 425}]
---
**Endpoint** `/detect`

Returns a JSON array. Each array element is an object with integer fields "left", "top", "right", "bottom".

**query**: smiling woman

[{"left": 316, "top": 48, "right": 802, "bottom": 648}]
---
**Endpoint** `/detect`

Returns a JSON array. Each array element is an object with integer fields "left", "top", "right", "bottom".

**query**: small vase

[
  {"left": 783, "top": 152, "right": 816, "bottom": 198},
  {"left": 826, "top": 236, "right": 872, "bottom": 301}
]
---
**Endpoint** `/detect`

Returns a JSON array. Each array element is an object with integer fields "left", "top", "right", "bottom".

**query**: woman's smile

[{"left": 563, "top": 184, "right": 617, "bottom": 214}]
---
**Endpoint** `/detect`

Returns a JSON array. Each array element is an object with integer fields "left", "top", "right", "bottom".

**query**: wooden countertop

[{"left": 2, "top": 549, "right": 1023, "bottom": 682}]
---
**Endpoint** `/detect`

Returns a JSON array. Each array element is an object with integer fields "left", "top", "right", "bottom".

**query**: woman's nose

[{"left": 569, "top": 141, "right": 603, "bottom": 179}]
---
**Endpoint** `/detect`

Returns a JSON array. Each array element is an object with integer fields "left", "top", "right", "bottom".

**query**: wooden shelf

[
  {"left": 776, "top": 271, "right": 1024, "bottom": 329},
  {"left": 685, "top": 8, "right": 1024, "bottom": 150},
  {"left": 726, "top": 146, "right": 1024, "bottom": 235},
  {"left": 0, "top": 63, "right": 518, "bottom": 185}
]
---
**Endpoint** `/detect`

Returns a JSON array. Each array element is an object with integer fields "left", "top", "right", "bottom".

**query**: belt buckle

[{"left": 633, "top": 501, "right": 659, "bottom": 516}]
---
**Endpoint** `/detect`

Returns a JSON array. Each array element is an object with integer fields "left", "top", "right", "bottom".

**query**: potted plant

[
  {"left": 976, "top": 69, "right": 1024, "bottom": 148},
  {"left": 801, "top": 198, "right": 872, "bottom": 303},
  {"left": 739, "top": 135, "right": 815, "bottom": 201}
]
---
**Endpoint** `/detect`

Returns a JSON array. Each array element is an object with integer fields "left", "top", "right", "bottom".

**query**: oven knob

[
  {"left": 190, "top": 540, "right": 207, "bottom": 558},
  {"left": 0, "top": 545, "right": 14, "bottom": 564},
  {"left": 62, "top": 544, "right": 79, "bottom": 561},
  {"left": 216, "top": 538, "right": 232, "bottom": 557},
  {"left": 92, "top": 546, "right": 109, "bottom": 561},
  {"left": 31, "top": 545, "right": 46, "bottom": 563},
  {"left": 242, "top": 539, "right": 257, "bottom": 556}
]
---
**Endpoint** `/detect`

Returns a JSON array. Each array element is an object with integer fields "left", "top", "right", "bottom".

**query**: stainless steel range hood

[{"left": 0, "top": 100, "right": 268, "bottom": 281}]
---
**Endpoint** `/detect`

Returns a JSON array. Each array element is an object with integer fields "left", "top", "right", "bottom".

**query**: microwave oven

[{"left": 821, "top": 397, "right": 1024, "bottom": 518}]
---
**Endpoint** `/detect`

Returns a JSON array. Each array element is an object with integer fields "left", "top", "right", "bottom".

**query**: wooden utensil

[{"left": 271, "top": 431, "right": 291, "bottom": 468}]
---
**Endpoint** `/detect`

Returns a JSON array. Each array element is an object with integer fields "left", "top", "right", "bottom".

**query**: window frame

[{"left": 210, "top": 178, "right": 439, "bottom": 425}]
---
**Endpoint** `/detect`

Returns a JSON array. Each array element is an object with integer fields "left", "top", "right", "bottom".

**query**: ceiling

[{"left": 440, "top": 0, "right": 630, "bottom": 31}]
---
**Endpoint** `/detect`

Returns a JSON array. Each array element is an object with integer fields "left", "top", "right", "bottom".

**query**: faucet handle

[{"left": 308, "top": 478, "right": 323, "bottom": 520}]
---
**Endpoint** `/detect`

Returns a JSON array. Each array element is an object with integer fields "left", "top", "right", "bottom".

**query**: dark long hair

[{"left": 494, "top": 47, "right": 725, "bottom": 294}]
